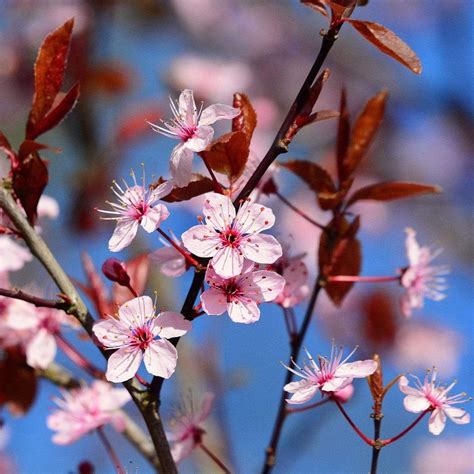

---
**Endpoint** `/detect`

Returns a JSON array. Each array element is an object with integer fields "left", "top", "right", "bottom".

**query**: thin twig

[
  {"left": 200, "top": 443, "right": 231, "bottom": 474},
  {"left": 97, "top": 427, "right": 125, "bottom": 474},
  {"left": 200, "top": 153, "right": 224, "bottom": 194},
  {"left": 275, "top": 191, "right": 326, "bottom": 230},
  {"left": 381, "top": 411, "right": 429, "bottom": 446},
  {"left": 0, "top": 287, "right": 70, "bottom": 310},
  {"left": 334, "top": 398, "right": 374, "bottom": 446},
  {"left": 286, "top": 397, "right": 330, "bottom": 414}
]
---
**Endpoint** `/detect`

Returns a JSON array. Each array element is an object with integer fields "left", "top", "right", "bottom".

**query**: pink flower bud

[
  {"left": 333, "top": 384, "right": 355, "bottom": 404},
  {"left": 101, "top": 258, "right": 130, "bottom": 287}
]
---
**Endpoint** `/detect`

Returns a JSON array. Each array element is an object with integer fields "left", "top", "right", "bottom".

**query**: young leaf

[
  {"left": 281, "top": 160, "right": 336, "bottom": 195},
  {"left": 301, "top": 0, "right": 329, "bottom": 16},
  {"left": 347, "top": 181, "right": 441, "bottom": 206},
  {"left": 342, "top": 90, "right": 387, "bottom": 179},
  {"left": 153, "top": 175, "right": 216, "bottom": 203},
  {"left": 112, "top": 254, "right": 150, "bottom": 306},
  {"left": 232, "top": 93, "right": 257, "bottom": 143},
  {"left": 27, "top": 18, "right": 75, "bottom": 138},
  {"left": 345, "top": 20, "right": 422, "bottom": 74},
  {"left": 0, "top": 131, "right": 17, "bottom": 165}
]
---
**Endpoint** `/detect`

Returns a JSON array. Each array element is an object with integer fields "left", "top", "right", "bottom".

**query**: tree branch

[{"left": 0, "top": 287, "right": 71, "bottom": 310}]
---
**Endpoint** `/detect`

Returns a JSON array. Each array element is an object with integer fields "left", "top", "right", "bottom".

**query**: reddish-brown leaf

[
  {"left": 342, "top": 90, "right": 387, "bottom": 179},
  {"left": 27, "top": 18, "right": 75, "bottom": 138},
  {"left": 112, "top": 254, "right": 150, "bottom": 306},
  {"left": 347, "top": 181, "right": 441, "bottom": 206},
  {"left": 80, "top": 252, "right": 111, "bottom": 318},
  {"left": 0, "top": 131, "right": 17, "bottom": 166},
  {"left": 346, "top": 20, "right": 422, "bottom": 74},
  {"left": 232, "top": 93, "right": 257, "bottom": 143},
  {"left": 301, "top": 0, "right": 329, "bottom": 16},
  {"left": 200, "top": 131, "right": 249, "bottom": 181},
  {"left": 154, "top": 175, "right": 216, "bottom": 203},
  {"left": 28, "top": 82, "right": 80, "bottom": 140},
  {"left": 336, "top": 88, "right": 350, "bottom": 183}
]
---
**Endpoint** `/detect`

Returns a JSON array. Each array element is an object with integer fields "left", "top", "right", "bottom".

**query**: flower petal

[
  {"left": 154, "top": 311, "right": 191, "bottom": 339},
  {"left": 445, "top": 407, "right": 470, "bottom": 425},
  {"left": 178, "top": 89, "right": 197, "bottom": 125},
  {"left": 241, "top": 270, "right": 285, "bottom": 303},
  {"left": 201, "top": 287, "right": 228, "bottom": 316},
  {"left": 118, "top": 296, "right": 154, "bottom": 327},
  {"left": 143, "top": 339, "right": 178, "bottom": 379},
  {"left": 428, "top": 408, "right": 446, "bottom": 435},
  {"left": 199, "top": 104, "right": 240, "bottom": 126},
  {"left": 284, "top": 379, "right": 319, "bottom": 405},
  {"left": 203, "top": 192, "right": 236, "bottom": 231},
  {"left": 170, "top": 144, "right": 194, "bottom": 188},
  {"left": 212, "top": 245, "right": 244, "bottom": 278},
  {"left": 93, "top": 319, "right": 130, "bottom": 349},
  {"left": 227, "top": 297, "right": 260, "bottom": 324},
  {"left": 335, "top": 360, "right": 378, "bottom": 378},
  {"left": 140, "top": 204, "right": 170, "bottom": 233},
  {"left": 398, "top": 375, "right": 420, "bottom": 396},
  {"left": 197, "top": 392, "right": 215, "bottom": 423},
  {"left": 235, "top": 201, "right": 275, "bottom": 234},
  {"left": 151, "top": 246, "right": 186, "bottom": 277},
  {"left": 241, "top": 234, "right": 282, "bottom": 265},
  {"left": 171, "top": 437, "right": 195, "bottom": 464},
  {"left": 5, "top": 300, "right": 39, "bottom": 330},
  {"left": 109, "top": 219, "right": 139, "bottom": 252},
  {"left": 322, "top": 377, "right": 352, "bottom": 393},
  {"left": 181, "top": 225, "right": 221, "bottom": 258},
  {"left": 405, "top": 227, "right": 421, "bottom": 266},
  {"left": 185, "top": 125, "right": 214, "bottom": 152},
  {"left": 106, "top": 347, "right": 143, "bottom": 383},
  {"left": 403, "top": 395, "right": 431, "bottom": 413},
  {"left": 26, "top": 329, "right": 56, "bottom": 369}
]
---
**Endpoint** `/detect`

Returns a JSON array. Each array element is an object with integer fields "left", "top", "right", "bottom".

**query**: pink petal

[
  {"left": 199, "top": 103, "right": 240, "bottom": 126},
  {"left": 118, "top": 296, "right": 154, "bottom": 327},
  {"left": 178, "top": 89, "right": 197, "bottom": 125},
  {"left": 445, "top": 407, "right": 470, "bottom": 425},
  {"left": 235, "top": 201, "right": 275, "bottom": 234},
  {"left": 429, "top": 409, "right": 446, "bottom": 435},
  {"left": 335, "top": 360, "right": 378, "bottom": 378},
  {"left": 92, "top": 319, "right": 130, "bottom": 349},
  {"left": 322, "top": 377, "right": 353, "bottom": 393},
  {"left": 242, "top": 270, "right": 285, "bottom": 303},
  {"left": 398, "top": 376, "right": 420, "bottom": 396},
  {"left": 196, "top": 392, "right": 215, "bottom": 423},
  {"left": 109, "top": 219, "right": 139, "bottom": 252},
  {"left": 212, "top": 245, "right": 244, "bottom": 278},
  {"left": 284, "top": 380, "right": 319, "bottom": 405},
  {"left": 185, "top": 125, "right": 214, "bottom": 152},
  {"left": 110, "top": 413, "right": 127, "bottom": 432},
  {"left": 151, "top": 247, "right": 186, "bottom": 277},
  {"left": 227, "top": 297, "right": 260, "bottom": 324},
  {"left": 181, "top": 224, "right": 221, "bottom": 257},
  {"left": 37, "top": 195, "right": 60, "bottom": 220},
  {"left": 171, "top": 437, "right": 195, "bottom": 464},
  {"left": 278, "top": 260, "right": 310, "bottom": 307},
  {"left": 140, "top": 204, "right": 170, "bottom": 233},
  {"left": 405, "top": 227, "right": 421, "bottom": 266},
  {"left": 150, "top": 180, "right": 173, "bottom": 200},
  {"left": 26, "top": 329, "right": 56, "bottom": 369},
  {"left": 403, "top": 395, "right": 431, "bottom": 413},
  {"left": 106, "top": 346, "right": 143, "bottom": 383},
  {"left": 200, "top": 287, "right": 227, "bottom": 315},
  {"left": 241, "top": 234, "right": 282, "bottom": 265},
  {"left": 0, "top": 235, "right": 32, "bottom": 272},
  {"left": 153, "top": 311, "right": 191, "bottom": 339},
  {"left": 143, "top": 339, "right": 178, "bottom": 379},
  {"left": 5, "top": 300, "right": 38, "bottom": 330},
  {"left": 203, "top": 192, "right": 236, "bottom": 231},
  {"left": 170, "top": 144, "right": 194, "bottom": 187}
]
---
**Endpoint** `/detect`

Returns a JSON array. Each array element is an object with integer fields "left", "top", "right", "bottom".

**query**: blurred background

[{"left": 0, "top": 0, "right": 473, "bottom": 472}]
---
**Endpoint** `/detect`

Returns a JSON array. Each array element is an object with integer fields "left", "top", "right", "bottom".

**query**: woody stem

[
  {"left": 334, "top": 398, "right": 374, "bottom": 446},
  {"left": 200, "top": 443, "right": 231, "bottom": 473},
  {"left": 157, "top": 228, "right": 200, "bottom": 268},
  {"left": 275, "top": 191, "right": 326, "bottom": 230},
  {"left": 97, "top": 427, "right": 125, "bottom": 474}
]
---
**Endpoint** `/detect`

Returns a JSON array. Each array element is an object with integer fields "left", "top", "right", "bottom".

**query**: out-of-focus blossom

[
  {"left": 168, "top": 55, "right": 252, "bottom": 103},
  {"left": 37, "top": 195, "right": 59, "bottom": 220},
  {"left": 182, "top": 192, "right": 282, "bottom": 278},
  {"left": 150, "top": 233, "right": 187, "bottom": 278},
  {"left": 413, "top": 437, "right": 474, "bottom": 474},
  {"left": 98, "top": 171, "right": 171, "bottom": 252},
  {"left": 5, "top": 305, "right": 76, "bottom": 369},
  {"left": 392, "top": 322, "right": 461, "bottom": 377},
  {"left": 148, "top": 89, "right": 239, "bottom": 187},
  {"left": 168, "top": 392, "right": 215, "bottom": 463},
  {"left": 93, "top": 296, "right": 191, "bottom": 382},
  {"left": 0, "top": 236, "right": 32, "bottom": 272},
  {"left": 201, "top": 262, "right": 285, "bottom": 324},
  {"left": 399, "top": 371, "right": 470, "bottom": 435},
  {"left": 47, "top": 381, "right": 131, "bottom": 445},
  {"left": 284, "top": 345, "right": 378, "bottom": 405},
  {"left": 400, "top": 228, "right": 449, "bottom": 317}
]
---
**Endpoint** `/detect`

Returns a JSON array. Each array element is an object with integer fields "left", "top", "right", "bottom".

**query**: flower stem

[
  {"left": 286, "top": 397, "right": 330, "bottom": 414},
  {"left": 200, "top": 443, "right": 231, "bottom": 473},
  {"left": 0, "top": 287, "right": 72, "bottom": 311},
  {"left": 370, "top": 415, "right": 383, "bottom": 474},
  {"left": 282, "top": 306, "right": 297, "bottom": 340},
  {"left": 334, "top": 398, "right": 374, "bottom": 446},
  {"left": 97, "top": 427, "right": 125, "bottom": 474},
  {"left": 200, "top": 153, "right": 224, "bottom": 194},
  {"left": 328, "top": 275, "right": 399, "bottom": 283},
  {"left": 157, "top": 228, "right": 200, "bottom": 268},
  {"left": 382, "top": 411, "right": 429, "bottom": 446},
  {"left": 275, "top": 191, "right": 325, "bottom": 230}
]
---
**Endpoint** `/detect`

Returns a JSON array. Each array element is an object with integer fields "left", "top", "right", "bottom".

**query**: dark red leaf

[
  {"left": 80, "top": 253, "right": 111, "bottom": 318},
  {"left": 200, "top": 131, "right": 249, "bottom": 181},
  {"left": 342, "top": 90, "right": 387, "bottom": 179},
  {"left": 345, "top": 20, "right": 422, "bottom": 74},
  {"left": 336, "top": 88, "right": 350, "bottom": 183},
  {"left": 112, "top": 254, "right": 150, "bottom": 306},
  {"left": 153, "top": 175, "right": 216, "bottom": 203},
  {"left": 0, "top": 131, "right": 17, "bottom": 166},
  {"left": 301, "top": 69, "right": 331, "bottom": 117},
  {"left": 27, "top": 18, "right": 75, "bottom": 138},
  {"left": 347, "top": 181, "right": 441, "bottom": 206},
  {"left": 28, "top": 82, "right": 80, "bottom": 140},
  {"left": 232, "top": 93, "right": 257, "bottom": 143},
  {"left": 301, "top": 0, "right": 329, "bottom": 16}
]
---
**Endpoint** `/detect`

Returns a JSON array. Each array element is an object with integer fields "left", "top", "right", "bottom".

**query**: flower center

[
  {"left": 131, "top": 325, "right": 153, "bottom": 350},
  {"left": 178, "top": 125, "right": 197, "bottom": 142},
  {"left": 220, "top": 227, "right": 241, "bottom": 248},
  {"left": 223, "top": 280, "right": 241, "bottom": 302}
]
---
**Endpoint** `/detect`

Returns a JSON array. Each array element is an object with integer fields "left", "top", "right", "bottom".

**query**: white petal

[
  {"left": 445, "top": 407, "right": 470, "bottom": 425},
  {"left": 196, "top": 392, "right": 215, "bottom": 423},
  {"left": 5, "top": 300, "right": 39, "bottom": 330},
  {"left": 151, "top": 247, "right": 186, "bottom": 277},
  {"left": 284, "top": 380, "right": 319, "bottom": 405},
  {"left": 200, "top": 287, "right": 227, "bottom": 316},
  {"left": 118, "top": 296, "right": 154, "bottom": 327},
  {"left": 171, "top": 437, "right": 195, "bottom": 464},
  {"left": 140, "top": 204, "right": 170, "bottom": 233},
  {"left": 26, "top": 329, "right": 56, "bottom": 369},
  {"left": 235, "top": 201, "right": 275, "bottom": 234},
  {"left": 241, "top": 270, "right": 285, "bottom": 303},
  {"left": 428, "top": 409, "right": 446, "bottom": 435},
  {"left": 181, "top": 224, "right": 221, "bottom": 257},
  {"left": 241, "top": 234, "right": 282, "bottom": 265},
  {"left": 92, "top": 319, "right": 130, "bottom": 349},
  {"left": 143, "top": 340, "right": 178, "bottom": 379},
  {"left": 227, "top": 297, "right": 260, "bottom": 324},
  {"left": 398, "top": 376, "right": 420, "bottom": 396},
  {"left": 170, "top": 144, "right": 194, "bottom": 188},
  {"left": 109, "top": 219, "right": 139, "bottom": 252},
  {"left": 203, "top": 192, "right": 236, "bottom": 231},
  {"left": 322, "top": 377, "right": 352, "bottom": 393},
  {"left": 212, "top": 245, "right": 244, "bottom": 278},
  {"left": 178, "top": 89, "right": 197, "bottom": 125},
  {"left": 199, "top": 104, "right": 240, "bottom": 126},
  {"left": 185, "top": 125, "right": 214, "bottom": 152},
  {"left": 403, "top": 395, "right": 431, "bottom": 413},
  {"left": 154, "top": 311, "right": 191, "bottom": 339},
  {"left": 150, "top": 180, "right": 173, "bottom": 200},
  {"left": 335, "top": 360, "right": 378, "bottom": 378},
  {"left": 106, "top": 347, "right": 143, "bottom": 383},
  {"left": 405, "top": 227, "right": 421, "bottom": 266}
]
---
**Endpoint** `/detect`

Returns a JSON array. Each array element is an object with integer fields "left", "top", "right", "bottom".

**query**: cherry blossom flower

[
  {"left": 201, "top": 262, "right": 285, "bottom": 324},
  {"left": 284, "top": 345, "right": 378, "bottom": 405},
  {"left": 93, "top": 296, "right": 191, "bottom": 383},
  {"left": 0, "top": 235, "right": 32, "bottom": 273},
  {"left": 151, "top": 232, "right": 187, "bottom": 277},
  {"left": 98, "top": 170, "right": 171, "bottom": 252},
  {"left": 47, "top": 381, "right": 131, "bottom": 445},
  {"left": 148, "top": 89, "right": 240, "bottom": 187},
  {"left": 5, "top": 304, "right": 77, "bottom": 369},
  {"left": 400, "top": 228, "right": 449, "bottom": 317},
  {"left": 168, "top": 392, "right": 215, "bottom": 463},
  {"left": 399, "top": 371, "right": 470, "bottom": 435},
  {"left": 182, "top": 192, "right": 282, "bottom": 278}
]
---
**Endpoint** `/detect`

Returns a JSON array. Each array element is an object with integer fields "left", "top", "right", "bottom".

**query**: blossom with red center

[
  {"left": 399, "top": 371, "right": 470, "bottom": 435},
  {"left": 47, "top": 381, "right": 131, "bottom": 444},
  {"left": 283, "top": 344, "right": 378, "bottom": 405},
  {"left": 201, "top": 262, "right": 285, "bottom": 324},
  {"left": 98, "top": 169, "right": 171, "bottom": 252},
  {"left": 167, "top": 392, "right": 215, "bottom": 463},
  {"left": 93, "top": 296, "right": 191, "bottom": 383},
  {"left": 5, "top": 303, "right": 77, "bottom": 369},
  {"left": 148, "top": 89, "right": 240, "bottom": 187},
  {"left": 400, "top": 228, "right": 449, "bottom": 317},
  {"left": 182, "top": 192, "right": 282, "bottom": 278}
]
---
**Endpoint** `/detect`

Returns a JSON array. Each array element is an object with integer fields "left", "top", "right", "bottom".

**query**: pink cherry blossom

[
  {"left": 284, "top": 345, "right": 378, "bottom": 405},
  {"left": 0, "top": 235, "right": 32, "bottom": 273},
  {"left": 182, "top": 192, "right": 282, "bottom": 278},
  {"left": 150, "top": 232, "right": 187, "bottom": 278},
  {"left": 98, "top": 170, "right": 171, "bottom": 252},
  {"left": 93, "top": 296, "right": 191, "bottom": 383},
  {"left": 148, "top": 89, "right": 240, "bottom": 187},
  {"left": 400, "top": 228, "right": 449, "bottom": 317},
  {"left": 201, "top": 262, "right": 285, "bottom": 324},
  {"left": 47, "top": 381, "right": 131, "bottom": 445},
  {"left": 399, "top": 371, "right": 470, "bottom": 435},
  {"left": 5, "top": 304, "right": 77, "bottom": 369},
  {"left": 168, "top": 392, "right": 215, "bottom": 463}
]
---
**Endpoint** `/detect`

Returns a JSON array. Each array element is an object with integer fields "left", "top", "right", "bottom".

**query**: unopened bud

[
  {"left": 101, "top": 258, "right": 130, "bottom": 287},
  {"left": 333, "top": 384, "right": 354, "bottom": 403}
]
